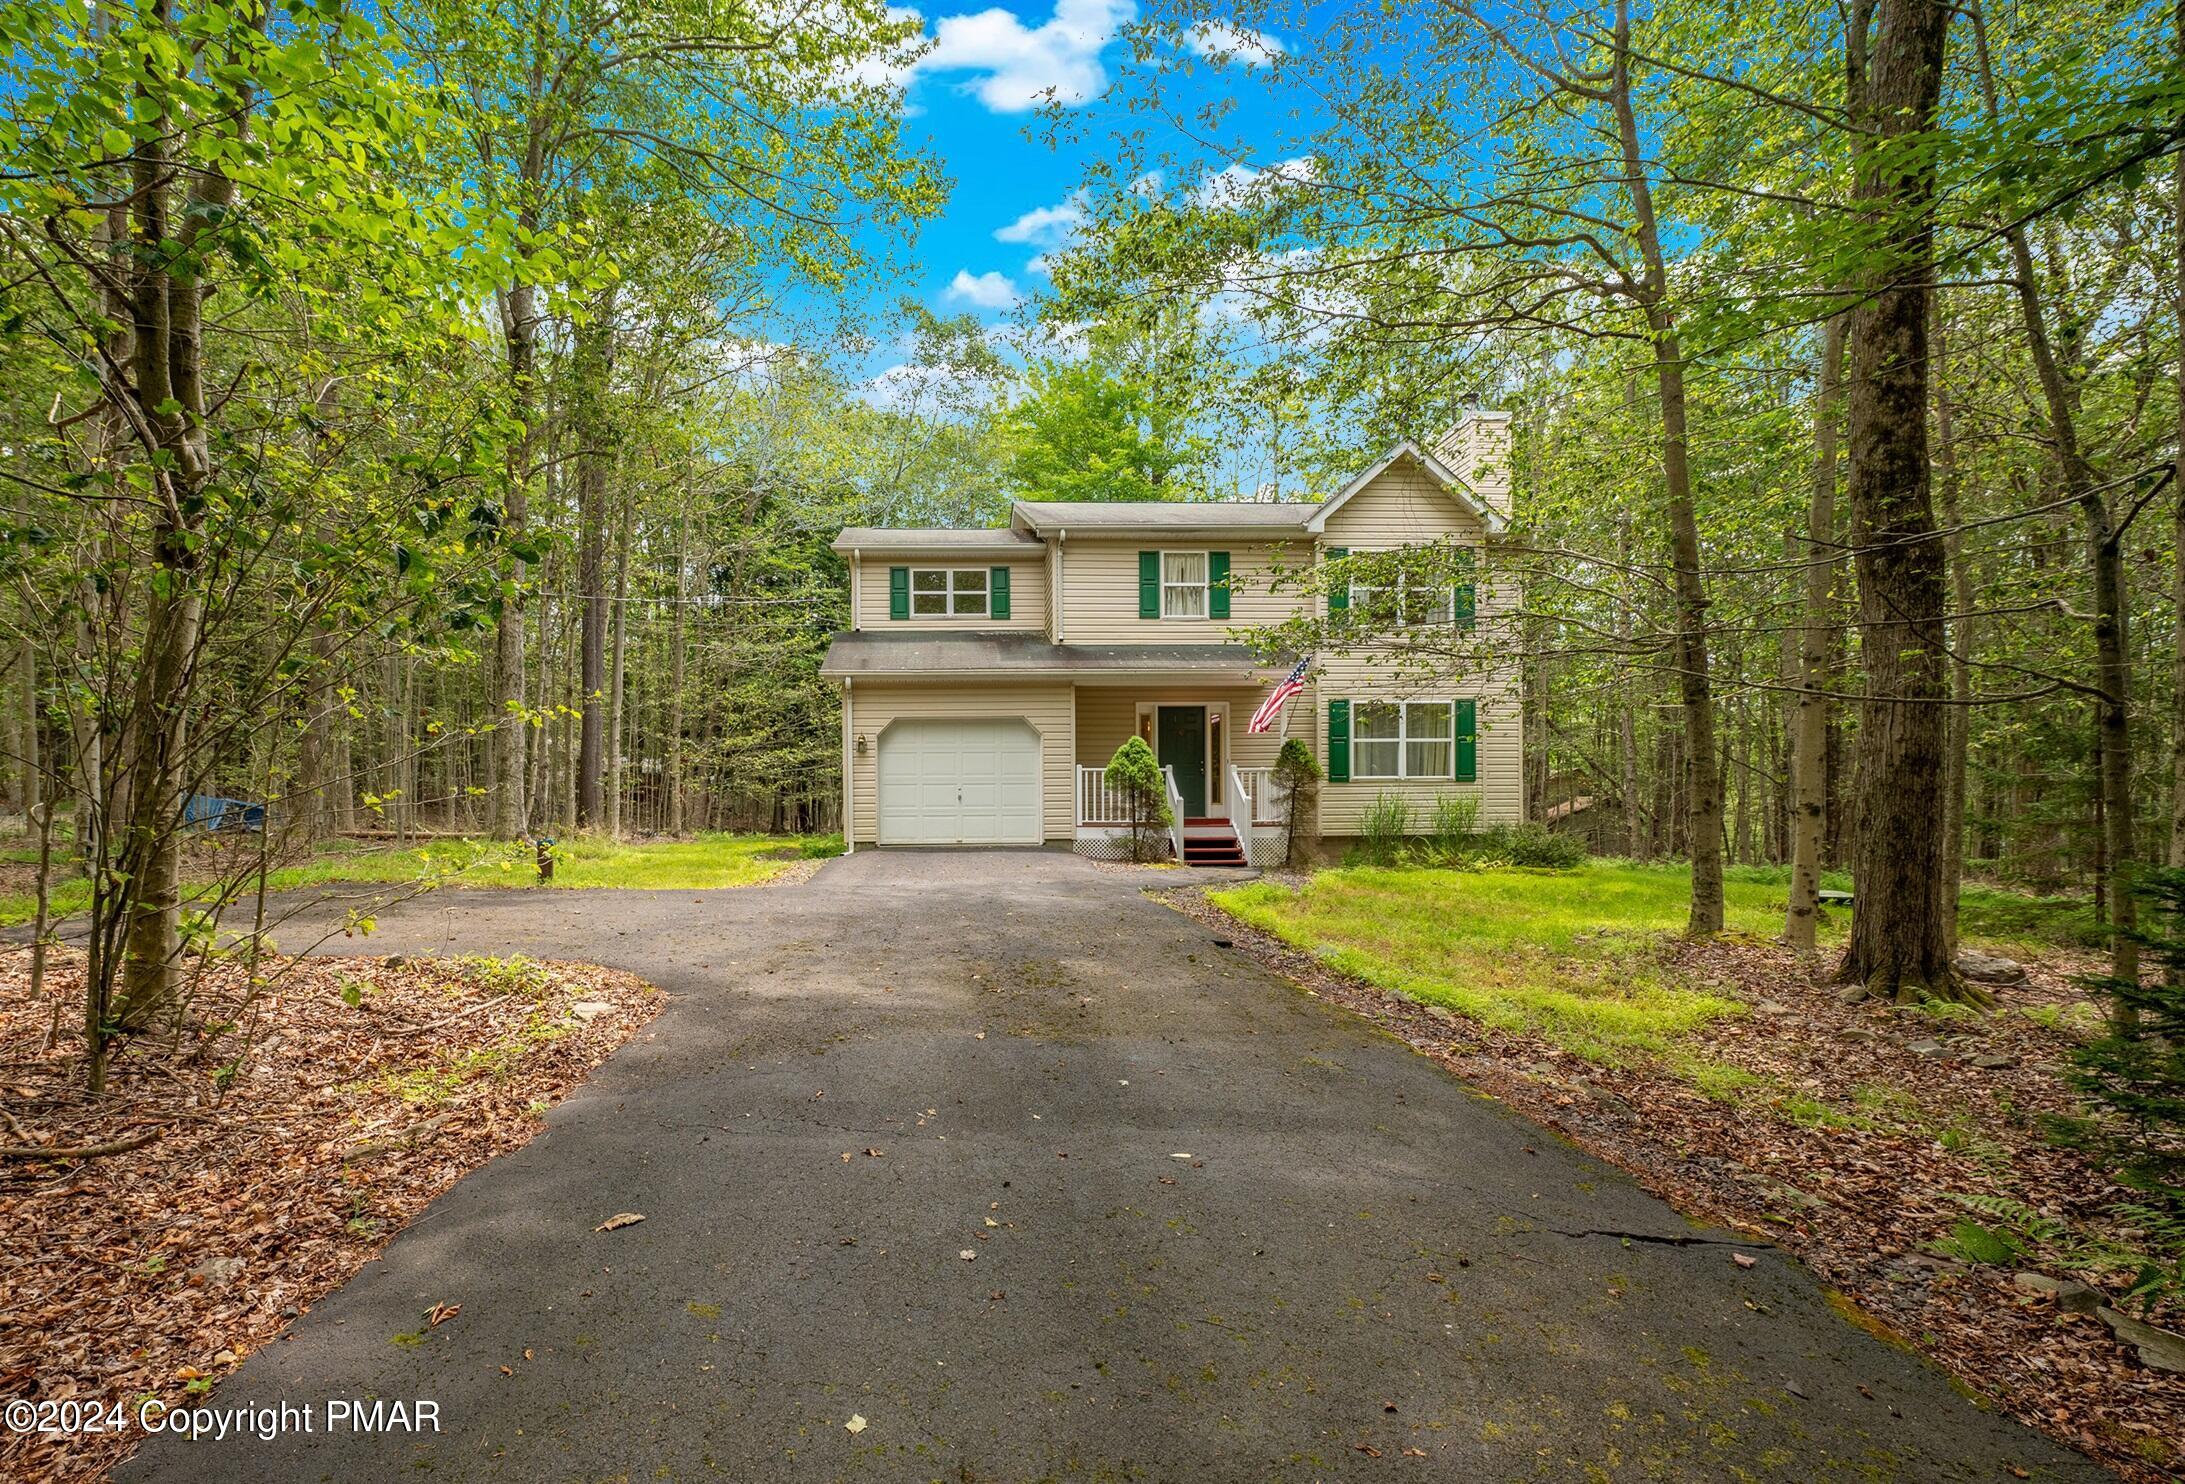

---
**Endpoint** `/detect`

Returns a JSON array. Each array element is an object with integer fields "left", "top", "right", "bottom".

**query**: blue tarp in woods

[{"left": 182, "top": 795, "right": 266, "bottom": 832}]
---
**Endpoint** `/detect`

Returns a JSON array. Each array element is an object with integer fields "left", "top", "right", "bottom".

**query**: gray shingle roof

[
  {"left": 819, "top": 630, "right": 1279, "bottom": 679},
  {"left": 831, "top": 527, "right": 1042, "bottom": 553},
  {"left": 1011, "top": 500, "right": 1319, "bottom": 534}
]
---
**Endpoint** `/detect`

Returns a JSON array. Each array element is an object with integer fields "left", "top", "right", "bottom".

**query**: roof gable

[{"left": 1304, "top": 442, "right": 1507, "bottom": 536}]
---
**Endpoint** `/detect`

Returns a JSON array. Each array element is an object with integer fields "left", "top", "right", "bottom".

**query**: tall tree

[{"left": 1837, "top": 0, "right": 1957, "bottom": 1001}]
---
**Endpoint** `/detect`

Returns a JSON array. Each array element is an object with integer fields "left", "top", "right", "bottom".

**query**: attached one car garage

[{"left": 876, "top": 717, "right": 1042, "bottom": 845}]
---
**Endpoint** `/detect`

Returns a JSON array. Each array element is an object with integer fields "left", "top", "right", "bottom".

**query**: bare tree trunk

[
  {"left": 668, "top": 505, "right": 689, "bottom": 835},
  {"left": 1787, "top": 315, "right": 1846, "bottom": 949},
  {"left": 2171, "top": 0, "right": 2185, "bottom": 878},
  {"left": 574, "top": 297, "right": 613, "bottom": 828},
  {"left": 1608, "top": 1, "right": 1723, "bottom": 930},
  {"left": 1838, "top": 0, "right": 1961, "bottom": 1002},
  {"left": 1937, "top": 309, "right": 1973, "bottom": 949},
  {"left": 492, "top": 280, "right": 537, "bottom": 840},
  {"left": 1969, "top": 8, "right": 2138, "bottom": 1002},
  {"left": 15, "top": 637, "right": 38, "bottom": 820},
  {"left": 605, "top": 491, "right": 632, "bottom": 840}
]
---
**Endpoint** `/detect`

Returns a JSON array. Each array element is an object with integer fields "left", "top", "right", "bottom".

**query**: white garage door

[{"left": 877, "top": 718, "right": 1042, "bottom": 845}]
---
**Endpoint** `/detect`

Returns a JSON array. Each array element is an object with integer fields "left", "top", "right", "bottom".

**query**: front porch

[{"left": 1071, "top": 685, "right": 1298, "bottom": 868}]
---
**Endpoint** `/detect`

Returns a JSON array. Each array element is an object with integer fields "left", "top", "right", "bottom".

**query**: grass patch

[
  {"left": 0, "top": 831, "right": 836, "bottom": 927},
  {"left": 1210, "top": 863, "right": 1759, "bottom": 1065},
  {"left": 1955, "top": 883, "right": 2107, "bottom": 954}
]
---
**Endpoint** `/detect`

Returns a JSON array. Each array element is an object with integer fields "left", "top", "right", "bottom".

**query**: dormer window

[
  {"left": 1161, "top": 552, "right": 1209, "bottom": 619},
  {"left": 911, "top": 567, "right": 989, "bottom": 617}
]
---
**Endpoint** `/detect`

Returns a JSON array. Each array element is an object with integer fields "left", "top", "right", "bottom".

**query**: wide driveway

[{"left": 123, "top": 850, "right": 2103, "bottom": 1482}]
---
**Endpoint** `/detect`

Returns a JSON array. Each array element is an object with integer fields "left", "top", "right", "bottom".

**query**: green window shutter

[
  {"left": 1326, "top": 546, "right": 1349, "bottom": 612},
  {"left": 1455, "top": 700, "right": 1477, "bottom": 782},
  {"left": 990, "top": 565, "right": 1011, "bottom": 619},
  {"left": 1327, "top": 699, "right": 1350, "bottom": 783},
  {"left": 1139, "top": 550, "right": 1160, "bottom": 619},
  {"left": 888, "top": 566, "right": 909, "bottom": 621},
  {"left": 1209, "top": 550, "right": 1231, "bottom": 619},
  {"left": 1454, "top": 548, "right": 1476, "bottom": 630}
]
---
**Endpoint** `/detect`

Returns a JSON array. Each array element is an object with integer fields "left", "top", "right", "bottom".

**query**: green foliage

[
  {"left": 1273, "top": 737, "right": 1322, "bottom": 787},
  {"left": 1270, "top": 738, "right": 1321, "bottom": 867},
  {"left": 1003, "top": 355, "right": 1208, "bottom": 503},
  {"left": 1427, "top": 794, "right": 1482, "bottom": 859},
  {"left": 1497, "top": 821, "right": 1587, "bottom": 870},
  {"left": 2071, "top": 869, "right": 2185, "bottom": 1193},
  {"left": 1104, "top": 737, "right": 1171, "bottom": 862},
  {"left": 1356, "top": 794, "right": 1411, "bottom": 866}
]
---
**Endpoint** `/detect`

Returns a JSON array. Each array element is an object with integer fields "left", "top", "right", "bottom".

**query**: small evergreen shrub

[
  {"left": 1497, "top": 820, "right": 1587, "bottom": 869},
  {"left": 2072, "top": 868, "right": 2185, "bottom": 1198},
  {"left": 1104, "top": 736, "right": 1172, "bottom": 863},
  {"left": 1270, "top": 737, "right": 1321, "bottom": 867}
]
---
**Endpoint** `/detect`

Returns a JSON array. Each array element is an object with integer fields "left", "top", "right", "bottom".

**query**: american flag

[{"left": 1248, "top": 655, "right": 1313, "bottom": 734}]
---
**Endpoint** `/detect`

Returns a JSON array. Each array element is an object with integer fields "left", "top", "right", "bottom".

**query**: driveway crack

[{"left": 1546, "top": 1227, "right": 1770, "bottom": 1250}]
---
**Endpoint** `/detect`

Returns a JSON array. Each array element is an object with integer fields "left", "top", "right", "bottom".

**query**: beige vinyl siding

[
  {"left": 1429, "top": 411, "right": 1514, "bottom": 520},
  {"left": 844, "top": 681, "right": 1074, "bottom": 844},
  {"left": 1073, "top": 684, "right": 1291, "bottom": 796},
  {"left": 1311, "top": 691, "right": 1522, "bottom": 832},
  {"left": 1313, "top": 458, "right": 1521, "bottom": 832},
  {"left": 851, "top": 554, "right": 1049, "bottom": 632},
  {"left": 1057, "top": 538, "right": 1308, "bottom": 643}
]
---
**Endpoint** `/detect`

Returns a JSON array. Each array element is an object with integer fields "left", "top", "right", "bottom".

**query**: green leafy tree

[{"left": 1004, "top": 357, "right": 1207, "bottom": 503}]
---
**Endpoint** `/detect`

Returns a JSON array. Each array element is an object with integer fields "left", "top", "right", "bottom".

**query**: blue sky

[{"left": 825, "top": 0, "right": 1298, "bottom": 389}]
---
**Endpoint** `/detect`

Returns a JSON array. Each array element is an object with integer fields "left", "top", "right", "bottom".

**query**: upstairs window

[
  {"left": 1349, "top": 572, "right": 1456, "bottom": 627},
  {"left": 911, "top": 567, "right": 989, "bottom": 617},
  {"left": 1161, "top": 551, "right": 1209, "bottom": 619}
]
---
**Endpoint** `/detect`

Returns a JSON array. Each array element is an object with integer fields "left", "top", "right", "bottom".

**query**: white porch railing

[
  {"left": 1225, "top": 764, "right": 1252, "bottom": 841},
  {"left": 1161, "top": 765, "right": 1186, "bottom": 861},
  {"left": 1077, "top": 765, "right": 1133, "bottom": 825},
  {"left": 1235, "top": 766, "right": 1284, "bottom": 825}
]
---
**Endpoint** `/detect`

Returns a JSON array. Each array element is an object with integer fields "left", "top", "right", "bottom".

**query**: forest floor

[
  {"left": 0, "top": 947, "right": 662, "bottom": 1484},
  {"left": 0, "top": 830, "right": 841, "bottom": 928},
  {"left": 1185, "top": 862, "right": 2185, "bottom": 1484}
]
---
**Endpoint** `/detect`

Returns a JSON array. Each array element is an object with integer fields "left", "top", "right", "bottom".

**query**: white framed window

[
  {"left": 1349, "top": 571, "right": 1456, "bottom": 628},
  {"left": 911, "top": 567, "right": 989, "bottom": 617},
  {"left": 1161, "top": 551, "right": 1209, "bottom": 619},
  {"left": 1353, "top": 700, "right": 1456, "bottom": 780}
]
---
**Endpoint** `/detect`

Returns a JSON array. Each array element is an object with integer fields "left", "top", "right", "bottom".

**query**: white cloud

[
  {"left": 905, "top": 0, "right": 1134, "bottom": 113},
  {"left": 995, "top": 189, "right": 1088, "bottom": 247},
  {"left": 1193, "top": 154, "right": 1319, "bottom": 209},
  {"left": 942, "top": 268, "right": 1023, "bottom": 309},
  {"left": 1182, "top": 20, "right": 1284, "bottom": 65}
]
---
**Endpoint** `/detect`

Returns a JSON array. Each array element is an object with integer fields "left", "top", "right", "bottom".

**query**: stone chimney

[{"left": 1429, "top": 407, "right": 1513, "bottom": 521}]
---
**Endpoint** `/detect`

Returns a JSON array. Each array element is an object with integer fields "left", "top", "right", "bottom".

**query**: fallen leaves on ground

[
  {"left": 1169, "top": 889, "right": 2185, "bottom": 1484},
  {"left": 593, "top": 1211, "right": 646, "bottom": 1232},
  {"left": 0, "top": 947, "right": 660, "bottom": 1484}
]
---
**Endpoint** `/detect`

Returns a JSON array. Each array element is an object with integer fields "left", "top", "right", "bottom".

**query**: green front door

[{"left": 1157, "top": 706, "right": 1207, "bottom": 818}]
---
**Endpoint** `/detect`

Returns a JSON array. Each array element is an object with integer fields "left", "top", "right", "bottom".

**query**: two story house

[{"left": 818, "top": 410, "right": 1521, "bottom": 866}]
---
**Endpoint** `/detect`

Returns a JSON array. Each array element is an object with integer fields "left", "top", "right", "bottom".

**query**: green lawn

[
  {"left": 1208, "top": 860, "right": 2092, "bottom": 1070},
  {"left": 0, "top": 832, "right": 839, "bottom": 928}
]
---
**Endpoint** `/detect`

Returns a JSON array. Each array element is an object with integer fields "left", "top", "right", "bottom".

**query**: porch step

[{"left": 1181, "top": 835, "right": 1249, "bottom": 868}]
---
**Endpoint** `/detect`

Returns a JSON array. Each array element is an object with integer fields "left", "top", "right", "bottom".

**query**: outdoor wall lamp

[{"left": 856, "top": 734, "right": 868, "bottom": 755}]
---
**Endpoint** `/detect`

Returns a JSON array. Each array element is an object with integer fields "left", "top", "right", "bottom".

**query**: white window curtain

[
  {"left": 1162, "top": 552, "right": 1209, "bottom": 619},
  {"left": 1354, "top": 702, "right": 1402, "bottom": 778},
  {"left": 1354, "top": 701, "right": 1455, "bottom": 779}
]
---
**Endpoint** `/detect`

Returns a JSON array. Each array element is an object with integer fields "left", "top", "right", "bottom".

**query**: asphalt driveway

[{"left": 119, "top": 850, "right": 2106, "bottom": 1482}]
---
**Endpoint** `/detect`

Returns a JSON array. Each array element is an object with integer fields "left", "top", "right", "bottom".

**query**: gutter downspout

[
  {"left": 1054, "top": 529, "right": 1066, "bottom": 644},
  {"left": 842, "top": 675, "right": 854, "bottom": 855}
]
